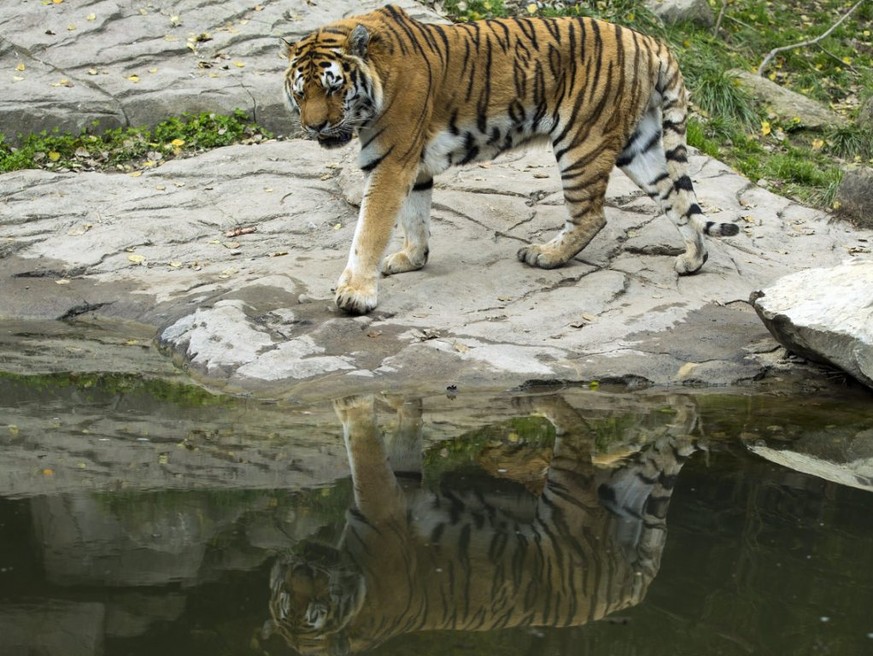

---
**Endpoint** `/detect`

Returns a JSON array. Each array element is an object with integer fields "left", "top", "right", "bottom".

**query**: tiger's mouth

[{"left": 317, "top": 131, "right": 353, "bottom": 149}]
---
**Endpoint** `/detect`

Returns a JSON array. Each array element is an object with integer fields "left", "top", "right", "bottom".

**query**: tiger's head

[
  {"left": 282, "top": 24, "right": 384, "bottom": 149},
  {"left": 263, "top": 543, "right": 366, "bottom": 656}
]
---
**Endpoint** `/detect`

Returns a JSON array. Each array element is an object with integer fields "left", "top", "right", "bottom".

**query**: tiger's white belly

[{"left": 420, "top": 116, "right": 554, "bottom": 177}]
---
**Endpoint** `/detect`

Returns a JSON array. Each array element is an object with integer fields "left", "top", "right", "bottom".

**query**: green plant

[{"left": 0, "top": 110, "right": 271, "bottom": 174}]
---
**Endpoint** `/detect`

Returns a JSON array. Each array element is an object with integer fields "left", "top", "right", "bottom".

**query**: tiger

[
  {"left": 263, "top": 393, "right": 700, "bottom": 655},
  {"left": 281, "top": 5, "right": 739, "bottom": 315}
]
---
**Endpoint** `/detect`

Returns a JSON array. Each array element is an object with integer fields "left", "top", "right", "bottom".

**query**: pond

[{"left": 1, "top": 371, "right": 872, "bottom": 656}]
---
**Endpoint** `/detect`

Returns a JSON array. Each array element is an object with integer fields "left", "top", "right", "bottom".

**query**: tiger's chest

[{"left": 420, "top": 115, "right": 553, "bottom": 176}]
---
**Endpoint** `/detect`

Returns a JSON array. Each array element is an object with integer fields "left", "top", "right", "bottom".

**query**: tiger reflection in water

[{"left": 264, "top": 394, "right": 699, "bottom": 655}]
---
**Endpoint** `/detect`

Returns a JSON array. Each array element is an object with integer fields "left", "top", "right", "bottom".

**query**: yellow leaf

[
  {"left": 128, "top": 171, "right": 142, "bottom": 177},
  {"left": 170, "top": 138, "right": 185, "bottom": 147},
  {"left": 841, "top": 56, "right": 852, "bottom": 65},
  {"left": 42, "top": 468, "right": 55, "bottom": 477},
  {"left": 67, "top": 24, "right": 76, "bottom": 31},
  {"left": 233, "top": 61, "right": 246, "bottom": 68},
  {"left": 16, "top": 62, "right": 25, "bottom": 72},
  {"left": 128, "top": 253, "right": 146, "bottom": 264},
  {"left": 8, "top": 425, "right": 19, "bottom": 436},
  {"left": 86, "top": 13, "right": 96, "bottom": 21},
  {"left": 526, "top": 3, "right": 537, "bottom": 14},
  {"left": 169, "top": 261, "right": 183, "bottom": 268},
  {"left": 48, "top": 151, "right": 61, "bottom": 161},
  {"left": 760, "top": 121, "right": 771, "bottom": 136},
  {"left": 128, "top": 74, "right": 140, "bottom": 83},
  {"left": 812, "top": 138, "right": 825, "bottom": 150}
]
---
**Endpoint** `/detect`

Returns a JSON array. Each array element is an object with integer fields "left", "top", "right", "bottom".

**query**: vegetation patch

[{"left": 0, "top": 110, "right": 271, "bottom": 175}]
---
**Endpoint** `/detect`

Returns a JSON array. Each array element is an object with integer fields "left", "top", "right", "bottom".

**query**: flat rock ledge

[
  {"left": 2, "top": 138, "right": 872, "bottom": 401},
  {"left": 2, "top": 0, "right": 872, "bottom": 401},
  {"left": 752, "top": 260, "right": 873, "bottom": 390}
]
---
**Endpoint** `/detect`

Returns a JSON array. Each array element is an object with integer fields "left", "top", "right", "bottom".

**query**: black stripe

[
  {"left": 360, "top": 144, "right": 394, "bottom": 172},
  {"left": 412, "top": 178, "right": 433, "bottom": 192}
]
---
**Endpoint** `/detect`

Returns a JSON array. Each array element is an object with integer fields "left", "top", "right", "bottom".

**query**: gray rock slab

[
  {"left": 0, "top": 0, "right": 434, "bottom": 140},
  {"left": 751, "top": 259, "right": 873, "bottom": 389},
  {"left": 3, "top": 136, "right": 872, "bottom": 400}
]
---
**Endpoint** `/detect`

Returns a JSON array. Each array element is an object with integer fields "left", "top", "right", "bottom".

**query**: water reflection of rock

[{"left": 263, "top": 394, "right": 701, "bottom": 655}]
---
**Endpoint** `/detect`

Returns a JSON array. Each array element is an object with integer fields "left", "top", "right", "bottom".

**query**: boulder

[
  {"left": 729, "top": 70, "right": 847, "bottom": 130},
  {"left": 857, "top": 96, "right": 873, "bottom": 131},
  {"left": 751, "top": 260, "right": 873, "bottom": 390},
  {"left": 835, "top": 167, "right": 873, "bottom": 228},
  {"left": 645, "top": 0, "right": 714, "bottom": 26}
]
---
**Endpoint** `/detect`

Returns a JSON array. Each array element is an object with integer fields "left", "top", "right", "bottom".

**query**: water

[{"left": 1, "top": 372, "right": 872, "bottom": 656}]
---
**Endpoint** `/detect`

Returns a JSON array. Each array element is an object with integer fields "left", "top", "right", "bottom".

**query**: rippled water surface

[{"left": 2, "top": 373, "right": 872, "bottom": 655}]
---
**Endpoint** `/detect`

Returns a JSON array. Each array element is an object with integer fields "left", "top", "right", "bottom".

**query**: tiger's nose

[{"left": 307, "top": 121, "right": 329, "bottom": 134}]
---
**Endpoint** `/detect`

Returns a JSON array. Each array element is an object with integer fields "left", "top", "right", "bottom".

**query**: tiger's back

[{"left": 283, "top": 5, "right": 738, "bottom": 314}]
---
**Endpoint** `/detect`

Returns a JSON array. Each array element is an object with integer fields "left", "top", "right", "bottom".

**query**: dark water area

[{"left": 1, "top": 372, "right": 872, "bottom": 656}]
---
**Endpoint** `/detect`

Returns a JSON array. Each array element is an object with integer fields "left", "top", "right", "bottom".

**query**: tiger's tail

[{"left": 618, "top": 47, "right": 738, "bottom": 274}]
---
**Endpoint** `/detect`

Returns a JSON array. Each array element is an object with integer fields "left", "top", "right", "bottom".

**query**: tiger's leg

[
  {"left": 335, "top": 163, "right": 417, "bottom": 314},
  {"left": 381, "top": 173, "right": 432, "bottom": 275},
  {"left": 619, "top": 98, "right": 738, "bottom": 275},
  {"left": 517, "top": 140, "right": 617, "bottom": 269}
]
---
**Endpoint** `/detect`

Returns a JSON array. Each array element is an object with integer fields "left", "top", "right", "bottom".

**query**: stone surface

[
  {"left": 835, "top": 167, "right": 873, "bottom": 228},
  {"left": 0, "top": 0, "right": 432, "bottom": 141},
  {"left": 729, "top": 69, "right": 848, "bottom": 130},
  {"left": 645, "top": 0, "right": 714, "bottom": 26},
  {"left": 1, "top": 0, "right": 873, "bottom": 400},
  {"left": 751, "top": 260, "right": 873, "bottom": 390}
]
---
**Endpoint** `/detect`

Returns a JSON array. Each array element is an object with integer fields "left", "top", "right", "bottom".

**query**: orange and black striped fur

[
  {"left": 282, "top": 5, "right": 739, "bottom": 314},
  {"left": 264, "top": 394, "right": 698, "bottom": 655}
]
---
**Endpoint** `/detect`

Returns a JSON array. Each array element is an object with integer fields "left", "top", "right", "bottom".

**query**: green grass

[{"left": 0, "top": 110, "right": 271, "bottom": 174}]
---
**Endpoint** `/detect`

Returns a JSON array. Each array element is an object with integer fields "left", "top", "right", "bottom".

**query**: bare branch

[
  {"left": 757, "top": 0, "right": 866, "bottom": 76},
  {"left": 713, "top": 0, "right": 728, "bottom": 37}
]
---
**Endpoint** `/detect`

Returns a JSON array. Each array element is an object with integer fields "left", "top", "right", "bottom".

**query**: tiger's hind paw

[
  {"left": 517, "top": 245, "right": 567, "bottom": 270},
  {"left": 674, "top": 251, "right": 708, "bottom": 276}
]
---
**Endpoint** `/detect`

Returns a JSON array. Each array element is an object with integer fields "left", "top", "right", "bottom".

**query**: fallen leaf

[
  {"left": 269, "top": 251, "right": 288, "bottom": 257},
  {"left": 127, "top": 253, "right": 146, "bottom": 265},
  {"left": 15, "top": 62, "right": 25, "bottom": 72},
  {"left": 453, "top": 342, "right": 470, "bottom": 353},
  {"left": 86, "top": 12, "right": 96, "bottom": 21},
  {"left": 225, "top": 226, "right": 257, "bottom": 237},
  {"left": 233, "top": 61, "right": 246, "bottom": 68},
  {"left": 48, "top": 151, "right": 61, "bottom": 161},
  {"left": 169, "top": 261, "right": 183, "bottom": 268},
  {"left": 128, "top": 74, "right": 140, "bottom": 83},
  {"left": 55, "top": 279, "right": 70, "bottom": 285},
  {"left": 42, "top": 468, "right": 54, "bottom": 477}
]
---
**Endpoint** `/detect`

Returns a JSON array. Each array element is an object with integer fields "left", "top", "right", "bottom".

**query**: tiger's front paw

[
  {"left": 517, "top": 244, "right": 566, "bottom": 270},
  {"left": 381, "top": 248, "right": 428, "bottom": 275},
  {"left": 335, "top": 272, "right": 378, "bottom": 315}
]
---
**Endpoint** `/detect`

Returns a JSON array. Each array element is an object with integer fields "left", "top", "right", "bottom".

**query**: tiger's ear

[
  {"left": 347, "top": 24, "right": 369, "bottom": 58},
  {"left": 280, "top": 37, "right": 296, "bottom": 59}
]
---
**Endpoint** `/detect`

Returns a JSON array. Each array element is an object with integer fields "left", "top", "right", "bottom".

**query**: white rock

[{"left": 751, "top": 259, "right": 873, "bottom": 389}]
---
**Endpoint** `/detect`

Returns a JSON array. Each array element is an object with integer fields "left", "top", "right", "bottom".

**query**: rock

[
  {"left": 729, "top": 70, "right": 847, "bottom": 130},
  {"left": 751, "top": 260, "right": 873, "bottom": 390},
  {"left": 645, "top": 0, "right": 714, "bottom": 26},
  {"left": 857, "top": 96, "right": 873, "bottom": 131},
  {"left": 0, "top": 0, "right": 435, "bottom": 142},
  {"left": 835, "top": 167, "right": 873, "bottom": 228},
  {"left": 2, "top": 1, "right": 873, "bottom": 399}
]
